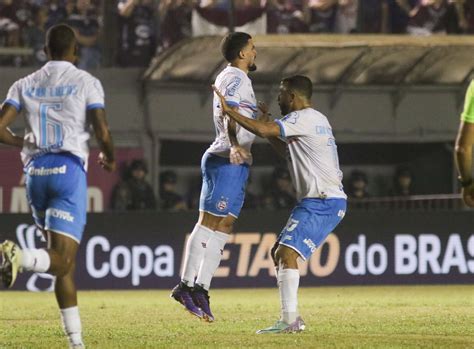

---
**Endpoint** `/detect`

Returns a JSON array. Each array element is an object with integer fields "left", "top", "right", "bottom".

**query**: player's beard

[{"left": 248, "top": 64, "right": 257, "bottom": 72}]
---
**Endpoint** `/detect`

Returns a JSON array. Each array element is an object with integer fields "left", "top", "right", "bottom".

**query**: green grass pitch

[{"left": 1, "top": 285, "right": 473, "bottom": 348}]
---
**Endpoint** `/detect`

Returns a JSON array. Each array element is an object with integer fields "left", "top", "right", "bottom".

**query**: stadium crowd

[
  {"left": 1, "top": 0, "right": 473, "bottom": 68},
  {"left": 109, "top": 159, "right": 417, "bottom": 212}
]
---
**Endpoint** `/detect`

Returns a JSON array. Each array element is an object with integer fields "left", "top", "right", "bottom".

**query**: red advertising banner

[{"left": 0, "top": 147, "right": 144, "bottom": 213}]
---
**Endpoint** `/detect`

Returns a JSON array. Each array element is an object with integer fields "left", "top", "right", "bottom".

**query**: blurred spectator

[
  {"left": 406, "top": 0, "right": 452, "bottom": 35},
  {"left": 67, "top": 0, "right": 101, "bottom": 69},
  {"left": 347, "top": 170, "right": 370, "bottom": 199},
  {"left": 186, "top": 174, "right": 202, "bottom": 210},
  {"left": 267, "top": 0, "right": 308, "bottom": 33},
  {"left": 159, "top": 170, "right": 188, "bottom": 211},
  {"left": 26, "top": 6, "right": 48, "bottom": 65},
  {"left": 334, "top": 0, "right": 358, "bottom": 33},
  {"left": 389, "top": 166, "right": 414, "bottom": 196},
  {"left": 262, "top": 167, "right": 296, "bottom": 209},
  {"left": 0, "top": 0, "right": 22, "bottom": 47},
  {"left": 449, "top": 0, "right": 474, "bottom": 33},
  {"left": 117, "top": 0, "right": 158, "bottom": 67},
  {"left": 357, "top": 0, "right": 390, "bottom": 33},
  {"left": 158, "top": 0, "right": 192, "bottom": 53},
  {"left": 45, "top": 0, "right": 74, "bottom": 30},
  {"left": 111, "top": 159, "right": 157, "bottom": 210},
  {"left": 387, "top": 0, "right": 417, "bottom": 33},
  {"left": 242, "top": 174, "right": 260, "bottom": 209},
  {"left": 306, "top": 0, "right": 338, "bottom": 33}
]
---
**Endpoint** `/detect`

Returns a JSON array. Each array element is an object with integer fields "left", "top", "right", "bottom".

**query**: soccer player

[
  {"left": 0, "top": 24, "right": 115, "bottom": 348},
  {"left": 455, "top": 80, "right": 474, "bottom": 207},
  {"left": 213, "top": 75, "right": 347, "bottom": 333},
  {"left": 171, "top": 32, "right": 258, "bottom": 322}
]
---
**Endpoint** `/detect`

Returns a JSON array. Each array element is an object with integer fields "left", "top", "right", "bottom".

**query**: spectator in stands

[
  {"left": 357, "top": 0, "right": 390, "bottom": 33},
  {"left": 306, "top": 0, "right": 338, "bottom": 33},
  {"left": 261, "top": 167, "right": 296, "bottom": 209},
  {"left": 387, "top": 0, "right": 417, "bottom": 33},
  {"left": 67, "top": 0, "right": 101, "bottom": 69},
  {"left": 389, "top": 166, "right": 414, "bottom": 196},
  {"left": 242, "top": 174, "right": 260, "bottom": 209},
  {"left": 158, "top": 0, "right": 193, "bottom": 53},
  {"left": 347, "top": 169, "right": 370, "bottom": 199},
  {"left": 334, "top": 0, "right": 358, "bottom": 33},
  {"left": 26, "top": 6, "right": 48, "bottom": 65},
  {"left": 117, "top": 0, "right": 158, "bottom": 67},
  {"left": 0, "top": 0, "right": 22, "bottom": 47},
  {"left": 449, "top": 0, "right": 474, "bottom": 33},
  {"left": 406, "top": 0, "right": 451, "bottom": 35},
  {"left": 160, "top": 170, "right": 188, "bottom": 211},
  {"left": 267, "top": 0, "right": 308, "bottom": 33},
  {"left": 111, "top": 159, "right": 157, "bottom": 210},
  {"left": 45, "top": 0, "right": 73, "bottom": 30}
]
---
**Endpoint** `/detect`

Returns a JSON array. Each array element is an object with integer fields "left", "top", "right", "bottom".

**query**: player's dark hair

[
  {"left": 220, "top": 32, "right": 252, "bottom": 62},
  {"left": 282, "top": 75, "right": 313, "bottom": 100},
  {"left": 46, "top": 24, "right": 76, "bottom": 59}
]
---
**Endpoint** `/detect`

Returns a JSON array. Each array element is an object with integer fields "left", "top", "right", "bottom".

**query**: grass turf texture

[{"left": 0, "top": 285, "right": 473, "bottom": 349}]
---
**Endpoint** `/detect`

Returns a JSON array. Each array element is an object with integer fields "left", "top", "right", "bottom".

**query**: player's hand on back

[
  {"left": 98, "top": 152, "right": 116, "bottom": 172},
  {"left": 230, "top": 145, "right": 250, "bottom": 165},
  {"left": 462, "top": 183, "right": 474, "bottom": 207},
  {"left": 212, "top": 85, "right": 231, "bottom": 115}
]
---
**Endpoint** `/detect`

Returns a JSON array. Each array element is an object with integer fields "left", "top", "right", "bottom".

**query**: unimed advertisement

[{"left": 0, "top": 210, "right": 473, "bottom": 291}]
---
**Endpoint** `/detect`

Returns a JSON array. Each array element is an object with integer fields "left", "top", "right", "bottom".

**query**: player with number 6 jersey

[{"left": 0, "top": 24, "right": 115, "bottom": 349}]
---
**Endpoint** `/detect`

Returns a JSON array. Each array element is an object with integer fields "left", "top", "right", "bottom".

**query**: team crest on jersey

[
  {"left": 216, "top": 196, "right": 229, "bottom": 212},
  {"left": 281, "top": 112, "right": 299, "bottom": 124}
]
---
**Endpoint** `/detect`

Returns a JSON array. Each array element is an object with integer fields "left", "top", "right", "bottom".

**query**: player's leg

[
  {"left": 46, "top": 230, "right": 84, "bottom": 348},
  {"left": 191, "top": 214, "right": 234, "bottom": 321}
]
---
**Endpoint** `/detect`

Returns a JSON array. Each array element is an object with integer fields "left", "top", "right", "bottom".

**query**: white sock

[
  {"left": 21, "top": 249, "right": 50, "bottom": 273},
  {"left": 181, "top": 224, "right": 213, "bottom": 287},
  {"left": 60, "top": 306, "right": 83, "bottom": 346},
  {"left": 278, "top": 268, "right": 300, "bottom": 324},
  {"left": 196, "top": 230, "right": 230, "bottom": 290}
]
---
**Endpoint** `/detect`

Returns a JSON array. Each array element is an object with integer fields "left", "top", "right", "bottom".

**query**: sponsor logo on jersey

[
  {"left": 27, "top": 165, "right": 67, "bottom": 176},
  {"left": 225, "top": 77, "right": 242, "bottom": 97},
  {"left": 303, "top": 238, "right": 317, "bottom": 253},
  {"left": 49, "top": 208, "right": 74, "bottom": 222}
]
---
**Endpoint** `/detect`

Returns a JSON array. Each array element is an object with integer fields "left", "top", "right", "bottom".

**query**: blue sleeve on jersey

[
  {"left": 86, "top": 103, "right": 105, "bottom": 110},
  {"left": 275, "top": 119, "right": 286, "bottom": 138},
  {"left": 3, "top": 99, "right": 21, "bottom": 112},
  {"left": 226, "top": 100, "right": 239, "bottom": 108}
]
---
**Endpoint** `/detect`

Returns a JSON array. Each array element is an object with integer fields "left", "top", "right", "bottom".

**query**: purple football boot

[
  {"left": 192, "top": 285, "right": 215, "bottom": 322},
  {"left": 170, "top": 282, "right": 204, "bottom": 319}
]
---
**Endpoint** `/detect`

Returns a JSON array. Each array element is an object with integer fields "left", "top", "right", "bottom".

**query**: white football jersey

[
  {"left": 207, "top": 65, "right": 257, "bottom": 164},
  {"left": 275, "top": 108, "right": 347, "bottom": 201},
  {"left": 4, "top": 61, "right": 105, "bottom": 170}
]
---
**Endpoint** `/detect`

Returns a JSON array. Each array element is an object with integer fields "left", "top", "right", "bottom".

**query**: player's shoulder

[
  {"left": 74, "top": 67, "right": 101, "bottom": 84},
  {"left": 12, "top": 68, "right": 44, "bottom": 89}
]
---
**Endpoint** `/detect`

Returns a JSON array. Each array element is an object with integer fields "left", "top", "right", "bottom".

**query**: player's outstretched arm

[
  {"left": 455, "top": 120, "right": 474, "bottom": 207},
  {"left": 213, "top": 85, "right": 280, "bottom": 139},
  {"left": 227, "top": 115, "right": 250, "bottom": 165},
  {"left": 88, "top": 108, "right": 116, "bottom": 172},
  {"left": 0, "top": 104, "right": 23, "bottom": 148}
]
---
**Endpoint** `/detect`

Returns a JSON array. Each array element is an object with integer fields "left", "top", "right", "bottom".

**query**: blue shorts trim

[
  {"left": 199, "top": 152, "right": 249, "bottom": 218},
  {"left": 25, "top": 152, "right": 87, "bottom": 242},
  {"left": 277, "top": 198, "right": 346, "bottom": 260}
]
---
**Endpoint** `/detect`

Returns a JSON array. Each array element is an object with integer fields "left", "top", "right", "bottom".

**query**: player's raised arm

[
  {"left": 88, "top": 108, "right": 116, "bottom": 172},
  {"left": 213, "top": 85, "right": 280, "bottom": 139},
  {"left": 0, "top": 104, "right": 23, "bottom": 148}
]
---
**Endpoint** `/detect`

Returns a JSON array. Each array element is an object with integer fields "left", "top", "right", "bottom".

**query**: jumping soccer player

[
  {"left": 213, "top": 75, "right": 347, "bottom": 333},
  {"left": 0, "top": 24, "right": 115, "bottom": 348},
  {"left": 171, "top": 32, "right": 258, "bottom": 322}
]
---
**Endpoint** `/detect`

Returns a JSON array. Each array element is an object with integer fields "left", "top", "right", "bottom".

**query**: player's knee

[
  {"left": 56, "top": 255, "right": 75, "bottom": 276},
  {"left": 275, "top": 247, "right": 297, "bottom": 269}
]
